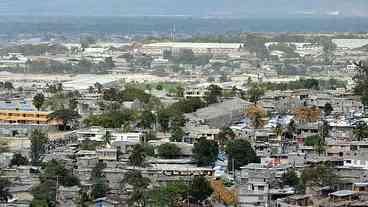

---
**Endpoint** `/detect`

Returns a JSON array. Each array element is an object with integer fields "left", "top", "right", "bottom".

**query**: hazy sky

[{"left": 1, "top": 0, "right": 368, "bottom": 17}]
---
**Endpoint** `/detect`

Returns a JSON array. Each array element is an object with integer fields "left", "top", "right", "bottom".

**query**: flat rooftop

[
  {"left": 144, "top": 42, "right": 242, "bottom": 49},
  {"left": 0, "top": 100, "right": 36, "bottom": 111}
]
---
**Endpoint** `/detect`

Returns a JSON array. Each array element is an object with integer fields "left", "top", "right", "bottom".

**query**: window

[
  {"left": 258, "top": 186, "right": 265, "bottom": 191},
  {"left": 258, "top": 195, "right": 264, "bottom": 201}
]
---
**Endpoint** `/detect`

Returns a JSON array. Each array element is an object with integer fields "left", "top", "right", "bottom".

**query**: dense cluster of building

[{"left": 0, "top": 33, "right": 368, "bottom": 207}]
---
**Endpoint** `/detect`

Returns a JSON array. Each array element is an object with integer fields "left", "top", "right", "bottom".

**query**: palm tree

[
  {"left": 88, "top": 86, "right": 95, "bottom": 94},
  {"left": 4, "top": 81, "right": 14, "bottom": 96},
  {"left": 314, "top": 139, "right": 326, "bottom": 156},
  {"left": 323, "top": 103, "right": 333, "bottom": 116},
  {"left": 121, "top": 170, "right": 150, "bottom": 207},
  {"left": 103, "top": 131, "right": 112, "bottom": 146},
  {"left": 94, "top": 82, "right": 103, "bottom": 94},
  {"left": 287, "top": 119, "right": 296, "bottom": 135},
  {"left": 128, "top": 144, "right": 146, "bottom": 167},
  {"left": 33, "top": 93, "right": 45, "bottom": 111},
  {"left": 321, "top": 120, "right": 330, "bottom": 142},
  {"left": 217, "top": 127, "right": 235, "bottom": 150}
]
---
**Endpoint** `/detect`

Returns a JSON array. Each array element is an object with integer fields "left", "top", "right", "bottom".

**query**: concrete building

[
  {"left": 0, "top": 100, "right": 61, "bottom": 135},
  {"left": 56, "top": 186, "right": 81, "bottom": 207},
  {"left": 142, "top": 42, "right": 242, "bottom": 56},
  {"left": 185, "top": 97, "right": 251, "bottom": 129},
  {"left": 238, "top": 163, "right": 273, "bottom": 207},
  {"left": 184, "top": 85, "right": 209, "bottom": 99},
  {"left": 238, "top": 163, "right": 291, "bottom": 207},
  {"left": 96, "top": 148, "right": 117, "bottom": 161}
]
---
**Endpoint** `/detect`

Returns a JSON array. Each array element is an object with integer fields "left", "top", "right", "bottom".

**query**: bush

[
  {"left": 10, "top": 153, "right": 29, "bottom": 166},
  {"left": 157, "top": 143, "right": 181, "bottom": 159}
]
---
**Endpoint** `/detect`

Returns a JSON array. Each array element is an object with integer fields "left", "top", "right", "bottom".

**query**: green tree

[
  {"left": 287, "top": 119, "right": 297, "bottom": 136},
  {"left": 206, "top": 84, "right": 223, "bottom": 105},
  {"left": 32, "top": 160, "right": 80, "bottom": 206},
  {"left": 83, "top": 110, "right": 135, "bottom": 128},
  {"left": 189, "top": 176, "right": 213, "bottom": 203},
  {"left": 91, "top": 178, "right": 109, "bottom": 199},
  {"left": 282, "top": 170, "right": 300, "bottom": 188},
  {"left": 49, "top": 109, "right": 81, "bottom": 130},
  {"left": 129, "top": 144, "right": 146, "bottom": 167},
  {"left": 176, "top": 86, "right": 184, "bottom": 97},
  {"left": 30, "top": 199, "right": 48, "bottom": 207},
  {"left": 30, "top": 129, "right": 48, "bottom": 166},
  {"left": 353, "top": 61, "right": 368, "bottom": 107},
  {"left": 121, "top": 170, "right": 150, "bottom": 207},
  {"left": 0, "top": 177, "right": 12, "bottom": 203},
  {"left": 94, "top": 82, "right": 103, "bottom": 93},
  {"left": 91, "top": 161, "right": 107, "bottom": 178},
  {"left": 33, "top": 93, "right": 45, "bottom": 111},
  {"left": 353, "top": 121, "right": 368, "bottom": 141},
  {"left": 103, "top": 57, "right": 115, "bottom": 69},
  {"left": 10, "top": 153, "right": 29, "bottom": 166},
  {"left": 156, "top": 84, "right": 163, "bottom": 90},
  {"left": 225, "top": 139, "right": 259, "bottom": 170},
  {"left": 157, "top": 143, "right": 181, "bottom": 159},
  {"left": 32, "top": 180, "right": 56, "bottom": 206},
  {"left": 4, "top": 81, "right": 14, "bottom": 91},
  {"left": 323, "top": 102, "right": 333, "bottom": 116},
  {"left": 157, "top": 108, "right": 171, "bottom": 132},
  {"left": 170, "top": 127, "right": 184, "bottom": 142},
  {"left": 139, "top": 110, "right": 156, "bottom": 130},
  {"left": 217, "top": 127, "right": 235, "bottom": 150},
  {"left": 171, "top": 98, "right": 205, "bottom": 114},
  {"left": 88, "top": 86, "right": 95, "bottom": 93},
  {"left": 321, "top": 120, "right": 330, "bottom": 140},
  {"left": 248, "top": 84, "right": 265, "bottom": 104},
  {"left": 304, "top": 135, "right": 322, "bottom": 146},
  {"left": 150, "top": 181, "right": 189, "bottom": 207},
  {"left": 192, "top": 137, "right": 219, "bottom": 166},
  {"left": 142, "top": 143, "right": 155, "bottom": 157},
  {"left": 42, "top": 160, "right": 80, "bottom": 187},
  {"left": 103, "top": 131, "right": 112, "bottom": 146},
  {"left": 68, "top": 98, "right": 78, "bottom": 111},
  {"left": 90, "top": 160, "right": 108, "bottom": 199},
  {"left": 300, "top": 163, "right": 339, "bottom": 193}
]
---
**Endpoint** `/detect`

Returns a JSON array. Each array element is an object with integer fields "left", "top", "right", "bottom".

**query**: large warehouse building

[{"left": 141, "top": 42, "right": 243, "bottom": 56}]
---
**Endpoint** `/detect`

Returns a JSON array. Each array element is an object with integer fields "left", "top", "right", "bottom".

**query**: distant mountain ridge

[
  {"left": 0, "top": 16, "right": 368, "bottom": 35},
  {"left": 0, "top": 0, "right": 367, "bottom": 17}
]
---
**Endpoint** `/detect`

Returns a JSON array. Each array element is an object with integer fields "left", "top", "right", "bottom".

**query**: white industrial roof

[
  {"left": 332, "top": 39, "right": 368, "bottom": 49},
  {"left": 143, "top": 42, "right": 242, "bottom": 49},
  {"left": 62, "top": 75, "right": 120, "bottom": 90}
]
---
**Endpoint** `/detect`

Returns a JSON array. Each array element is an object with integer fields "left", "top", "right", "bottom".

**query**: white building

[
  {"left": 111, "top": 132, "right": 142, "bottom": 143},
  {"left": 0, "top": 53, "right": 29, "bottom": 68},
  {"left": 332, "top": 39, "right": 368, "bottom": 50},
  {"left": 142, "top": 42, "right": 242, "bottom": 56},
  {"left": 184, "top": 85, "right": 209, "bottom": 99}
]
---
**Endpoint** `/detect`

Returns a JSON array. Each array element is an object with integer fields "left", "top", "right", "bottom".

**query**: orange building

[{"left": 0, "top": 110, "right": 60, "bottom": 125}]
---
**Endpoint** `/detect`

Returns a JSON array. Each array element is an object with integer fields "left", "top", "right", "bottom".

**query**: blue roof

[{"left": 0, "top": 100, "right": 36, "bottom": 111}]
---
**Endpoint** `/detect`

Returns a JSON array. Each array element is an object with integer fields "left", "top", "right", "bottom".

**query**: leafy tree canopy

[
  {"left": 225, "top": 139, "right": 259, "bottom": 170},
  {"left": 193, "top": 137, "right": 219, "bottom": 166}
]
